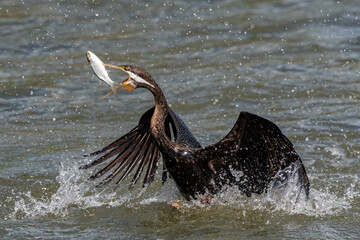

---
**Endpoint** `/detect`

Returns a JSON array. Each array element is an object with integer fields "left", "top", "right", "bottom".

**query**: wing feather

[
  {"left": 89, "top": 132, "right": 145, "bottom": 181},
  {"left": 198, "top": 111, "right": 310, "bottom": 197},
  {"left": 115, "top": 134, "right": 152, "bottom": 184},
  {"left": 97, "top": 133, "right": 149, "bottom": 186},
  {"left": 81, "top": 106, "right": 201, "bottom": 189},
  {"left": 143, "top": 148, "right": 160, "bottom": 187},
  {"left": 80, "top": 128, "right": 143, "bottom": 170},
  {"left": 129, "top": 143, "right": 155, "bottom": 189},
  {"left": 83, "top": 127, "right": 141, "bottom": 157},
  {"left": 82, "top": 106, "right": 201, "bottom": 189}
]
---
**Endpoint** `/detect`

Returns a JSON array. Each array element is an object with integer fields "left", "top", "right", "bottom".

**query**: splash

[
  {"left": 213, "top": 181, "right": 353, "bottom": 217},
  {"left": 10, "top": 161, "right": 135, "bottom": 219},
  {"left": 172, "top": 165, "right": 358, "bottom": 217},
  {"left": 9, "top": 158, "right": 359, "bottom": 219}
]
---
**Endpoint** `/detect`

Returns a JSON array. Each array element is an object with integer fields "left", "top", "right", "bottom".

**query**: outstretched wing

[
  {"left": 197, "top": 111, "right": 310, "bottom": 197},
  {"left": 81, "top": 106, "right": 201, "bottom": 188}
]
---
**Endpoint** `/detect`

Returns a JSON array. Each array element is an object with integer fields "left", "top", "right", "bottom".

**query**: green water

[{"left": 1, "top": 0, "right": 359, "bottom": 239}]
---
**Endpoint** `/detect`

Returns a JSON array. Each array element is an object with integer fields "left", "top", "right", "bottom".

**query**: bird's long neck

[{"left": 149, "top": 85, "right": 177, "bottom": 157}]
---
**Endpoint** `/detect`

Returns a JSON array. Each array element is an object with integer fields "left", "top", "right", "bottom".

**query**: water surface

[{"left": 1, "top": 0, "right": 359, "bottom": 239}]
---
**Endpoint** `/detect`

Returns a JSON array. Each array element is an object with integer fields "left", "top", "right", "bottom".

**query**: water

[{"left": 1, "top": 0, "right": 359, "bottom": 239}]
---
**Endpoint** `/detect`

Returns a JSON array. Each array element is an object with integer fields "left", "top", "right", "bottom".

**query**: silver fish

[{"left": 86, "top": 51, "right": 122, "bottom": 95}]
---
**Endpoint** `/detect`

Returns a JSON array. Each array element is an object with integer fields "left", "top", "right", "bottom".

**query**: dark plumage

[{"left": 81, "top": 65, "right": 310, "bottom": 200}]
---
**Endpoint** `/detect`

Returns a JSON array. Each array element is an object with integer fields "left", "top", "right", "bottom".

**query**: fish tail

[
  {"left": 110, "top": 82, "right": 123, "bottom": 95},
  {"left": 103, "top": 82, "right": 123, "bottom": 99}
]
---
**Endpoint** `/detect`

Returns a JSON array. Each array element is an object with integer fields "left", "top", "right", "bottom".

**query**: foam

[{"left": 9, "top": 158, "right": 359, "bottom": 219}]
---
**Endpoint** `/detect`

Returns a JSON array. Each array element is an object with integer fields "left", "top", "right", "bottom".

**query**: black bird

[{"left": 81, "top": 65, "right": 310, "bottom": 201}]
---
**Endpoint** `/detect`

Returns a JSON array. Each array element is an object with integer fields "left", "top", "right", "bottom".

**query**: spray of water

[
  {"left": 10, "top": 161, "right": 133, "bottom": 219},
  {"left": 9, "top": 157, "right": 359, "bottom": 219}
]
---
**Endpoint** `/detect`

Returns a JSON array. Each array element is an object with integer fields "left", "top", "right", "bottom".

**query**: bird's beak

[
  {"left": 102, "top": 64, "right": 135, "bottom": 98},
  {"left": 120, "top": 78, "right": 135, "bottom": 93}
]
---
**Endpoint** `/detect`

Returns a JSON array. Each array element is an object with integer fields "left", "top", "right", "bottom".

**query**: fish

[{"left": 86, "top": 51, "right": 122, "bottom": 96}]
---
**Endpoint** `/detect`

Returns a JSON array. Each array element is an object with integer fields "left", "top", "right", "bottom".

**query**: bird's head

[{"left": 118, "top": 65, "right": 156, "bottom": 92}]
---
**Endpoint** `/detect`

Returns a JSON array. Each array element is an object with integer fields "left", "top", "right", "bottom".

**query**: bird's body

[{"left": 82, "top": 64, "right": 310, "bottom": 201}]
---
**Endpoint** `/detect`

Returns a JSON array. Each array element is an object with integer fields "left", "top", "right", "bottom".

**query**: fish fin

[
  {"left": 102, "top": 91, "right": 113, "bottom": 99},
  {"left": 110, "top": 82, "right": 123, "bottom": 95},
  {"left": 103, "top": 83, "right": 123, "bottom": 99}
]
